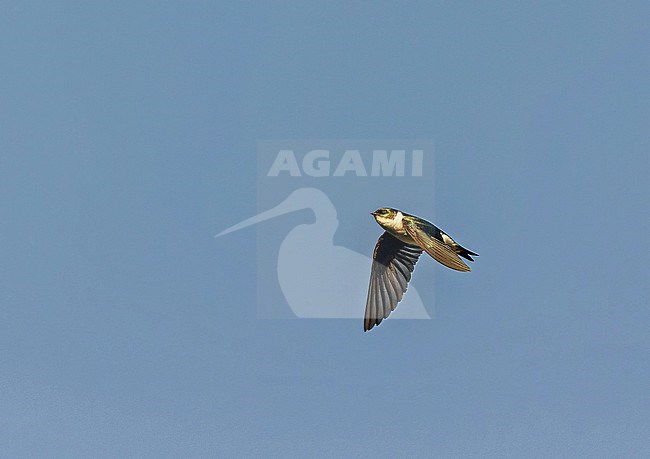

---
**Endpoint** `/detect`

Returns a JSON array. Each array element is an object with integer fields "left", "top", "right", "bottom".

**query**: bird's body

[{"left": 365, "top": 208, "right": 479, "bottom": 331}]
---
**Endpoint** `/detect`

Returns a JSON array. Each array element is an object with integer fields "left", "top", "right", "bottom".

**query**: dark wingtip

[{"left": 364, "top": 320, "right": 380, "bottom": 332}]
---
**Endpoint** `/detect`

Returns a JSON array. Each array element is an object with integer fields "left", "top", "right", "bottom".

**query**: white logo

[{"left": 267, "top": 149, "right": 424, "bottom": 177}]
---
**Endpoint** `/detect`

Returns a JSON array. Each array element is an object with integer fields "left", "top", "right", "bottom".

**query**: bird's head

[{"left": 371, "top": 207, "right": 400, "bottom": 227}]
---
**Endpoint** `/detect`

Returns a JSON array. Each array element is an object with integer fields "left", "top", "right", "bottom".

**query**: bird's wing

[
  {"left": 403, "top": 220, "right": 471, "bottom": 272},
  {"left": 364, "top": 232, "right": 422, "bottom": 332}
]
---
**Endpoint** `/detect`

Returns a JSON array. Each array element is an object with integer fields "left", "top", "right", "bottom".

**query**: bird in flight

[{"left": 364, "top": 208, "right": 478, "bottom": 331}]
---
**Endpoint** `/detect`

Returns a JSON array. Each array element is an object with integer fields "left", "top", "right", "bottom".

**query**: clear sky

[{"left": 1, "top": 2, "right": 648, "bottom": 457}]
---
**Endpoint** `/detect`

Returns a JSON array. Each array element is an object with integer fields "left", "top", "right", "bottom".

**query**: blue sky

[{"left": 1, "top": 2, "right": 648, "bottom": 457}]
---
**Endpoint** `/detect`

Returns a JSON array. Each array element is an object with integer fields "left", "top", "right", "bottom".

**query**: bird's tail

[{"left": 456, "top": 245, "right": 479, "bottom": 262}]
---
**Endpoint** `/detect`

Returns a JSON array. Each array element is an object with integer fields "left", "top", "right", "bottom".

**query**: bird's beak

[{"left": 370, "top": 211, "right": 377, "bottom": 216}]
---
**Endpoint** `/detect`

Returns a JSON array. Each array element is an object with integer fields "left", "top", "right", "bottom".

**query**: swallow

[{"left": 364, "top": 208, "right": 478, "bottom": 331}]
